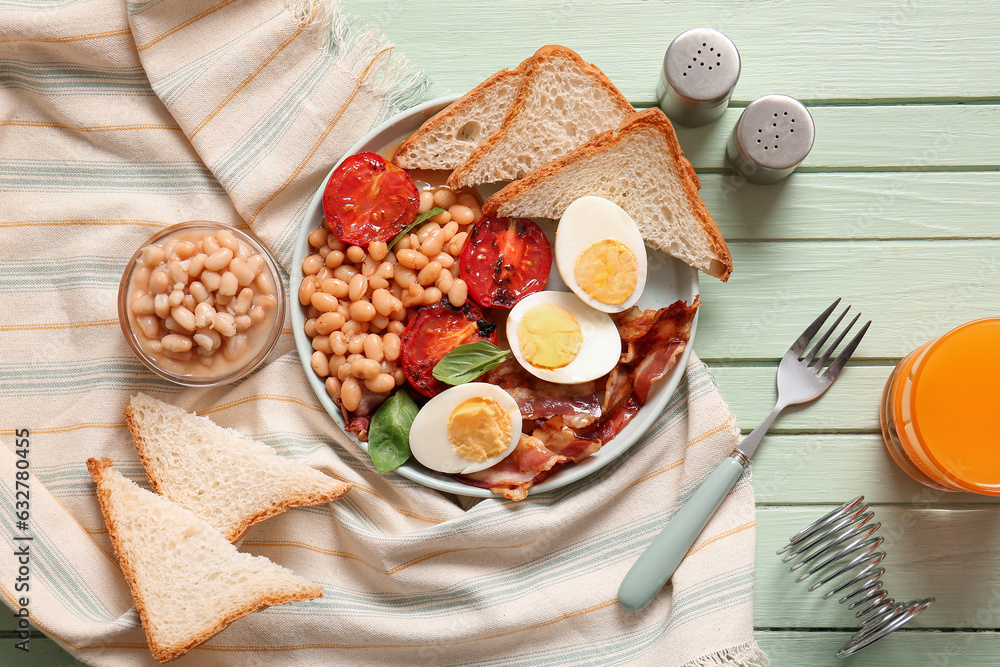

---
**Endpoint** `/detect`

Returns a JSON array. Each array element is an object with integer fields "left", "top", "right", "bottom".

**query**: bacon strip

[
  {"left": 485, "top": 359, "right": 602, "bottom": 428},
  {"left": 457, "top": 434, "right": 567, "bottom": 501}
]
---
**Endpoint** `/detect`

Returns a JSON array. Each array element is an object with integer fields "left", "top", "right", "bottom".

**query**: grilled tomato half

[
  {"left": 322, "top": 152, "right": 419, "bottom": 245},
  {"left": 459, "top": 216, "right": 552, "bottom": 309}
]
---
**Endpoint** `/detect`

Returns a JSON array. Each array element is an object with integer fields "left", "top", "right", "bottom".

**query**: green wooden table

[{"left": 8, "top": 1, "right": 1000, "bottom": 665}]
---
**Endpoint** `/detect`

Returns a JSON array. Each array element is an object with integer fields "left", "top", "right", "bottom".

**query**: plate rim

[{"left": 290, "top": 94, "right": 700, "bottom": 498}]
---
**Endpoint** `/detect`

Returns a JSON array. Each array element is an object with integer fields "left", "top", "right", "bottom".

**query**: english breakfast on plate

[{"left": 292, "top": 44, "right": 733, "bottom": 500}]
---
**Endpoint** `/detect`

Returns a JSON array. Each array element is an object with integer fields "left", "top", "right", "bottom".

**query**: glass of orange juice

[{"left": 881, "top": 318, "right": 1000, "bottom": 495}]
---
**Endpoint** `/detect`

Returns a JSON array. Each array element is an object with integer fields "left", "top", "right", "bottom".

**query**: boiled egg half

[
  {"left": 555, "top": 195, "right": 647, "bottom": 313},
  {"left": 408, "top": 383, "right": 522, "bottom": 474},
  {"left": 506, "top": 290, "right": 621, "bottom": 384}
]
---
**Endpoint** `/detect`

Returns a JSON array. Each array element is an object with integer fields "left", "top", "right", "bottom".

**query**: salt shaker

[
  {"left": 726, "top": 94, "right": 815, "bottom": 184},
  {"left": 657, "top": 28, "right": 740, "bottom": 127}
]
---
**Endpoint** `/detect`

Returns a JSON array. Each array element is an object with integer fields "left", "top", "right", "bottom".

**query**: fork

[{"left": 617, "top": 298, "right": 871, "bottom": 612}]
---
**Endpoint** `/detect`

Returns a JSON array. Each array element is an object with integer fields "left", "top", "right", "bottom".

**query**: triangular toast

[
  {"left": 392, "top": 58, "right": 530, "bottom": 170},
  {"left": 483, "top": 108, "right": 733, "bottom": 281},
  {"left": 87, "top": 458, "right": 322, "bottom": 663},
  {"left": 125, "top": 393, "right": 350, "bottom": 542},
  {"left": 447, "top": 45, "right": 635, "bottom": 189}
]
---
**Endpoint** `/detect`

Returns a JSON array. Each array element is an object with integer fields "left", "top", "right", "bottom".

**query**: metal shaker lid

[
  {"left": 728, "top": 95, "right": 815, "bottom": 183},
  {"left": 659, "top": 28, "right": 739, "bottom": 127}
]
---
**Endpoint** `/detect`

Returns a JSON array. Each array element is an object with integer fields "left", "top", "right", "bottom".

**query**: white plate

[{"left": 290, "top": 95, "right": 699, "bottom": 498}]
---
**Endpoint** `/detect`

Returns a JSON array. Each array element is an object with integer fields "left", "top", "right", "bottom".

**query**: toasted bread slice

[
  {"left": 447, "top": 45, "right": 635, "bottom": 189},
  {"left": 125, "top": 393, "right": 350, "bottom": 542},
  {"left": 484, "top": 108, "right": 732, "bottom": 281},
  {"left": 87, "top": 458, "right": 322, "bottom": 663},
  {"left": 392, "top": 59, "right": 530, "bottom": 170}
]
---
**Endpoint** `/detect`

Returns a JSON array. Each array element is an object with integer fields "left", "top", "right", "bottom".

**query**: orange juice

[{"left": 881, "top": 318, "right": 1000, "bottom": 494}]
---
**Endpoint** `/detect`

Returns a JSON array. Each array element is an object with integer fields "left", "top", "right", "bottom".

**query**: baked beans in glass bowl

[{"left": 118, "top": 221, "right": 286, "bottom": 387}]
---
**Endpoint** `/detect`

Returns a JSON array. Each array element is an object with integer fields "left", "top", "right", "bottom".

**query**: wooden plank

[
  {"left": 344, "top": 0, "right": 1000, "bottom": 102},
  {"left": 694, "top": 239, "right": 1000, "bottom": 360},
  {"left": 707, "top": 365, "right": 887, "bottom": 434},
  {"left": 754, "top": 506, "right": 1000, "bottom": 629},
  {"left": 0, "top": 633, "right": 83, "bottom": 665},
  {"left": 751, "top": 434, "right": 1000, "bottom": 506},
  {"left": 755, "top": 630, "right": 1000, "bottom": 667},
  {"left": 698, "top": 172, "right": 1000, "bottom": 241}
]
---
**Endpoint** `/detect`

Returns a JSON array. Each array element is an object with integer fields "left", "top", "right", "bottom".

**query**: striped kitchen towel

[{"left": 0, "top": 0, "right": 767, "bottom": 665}]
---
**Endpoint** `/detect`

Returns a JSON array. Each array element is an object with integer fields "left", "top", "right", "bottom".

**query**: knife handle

[{"left": 617, "top": 455, "right": 746, "bottom": 612}]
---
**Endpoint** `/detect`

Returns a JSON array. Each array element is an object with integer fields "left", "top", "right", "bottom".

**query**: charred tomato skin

[
  {"left": 322, "top": 152, "right": 419, "bottom": 246},
  {"left": 459, "top": 216, "right": 552, "bottom": 309},
  {"left": 400, "top": 301, "right": 497, "bottom": 397}
]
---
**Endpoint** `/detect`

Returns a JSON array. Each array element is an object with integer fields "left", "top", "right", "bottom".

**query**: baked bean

[
  {"left": 201, "top": 270, "right": 222, "bottom": 292},
  {"left": 361, "top": 255, "right": 378, "bottom": 278},
  {"left": 365, "top": 373, "right": 395, "bottom": 394},
  {"left": 348, "top": 273, "right": 368, "bottom": 301},
  {"left": 330, "top": 331, "right": 349, "bottom": 356},
  {"left": 429, "top": 210, "right": 451, "bottom": 225},
  {"left": 318, "top": 245, "right": 331, "bottom": 258},
  {"left": 255, "top": 293, "right": 277, "bottom": 311},
  {"left": 448, "top": 204, "right": 475, "bottom": 225},
  {"left": 388, "top": 304, "right": 408, "bottom": 320},
  {"left": 402, "top": 284, "right": 424, "bottom": 307},
  {"left": 393, "top": 265, "right": 417, "bottom": 288},
  {"left": 316, "top": 311, "right": 345, "bottom": 335},
  {"left": 325, "top": 249, "right": 345, "bottom": 269},
  {"left": 349, "top": 299, "right": 377, "bottom": 322},
  {"left": 392, "top": 367, "right": 406, "bottom": 386},
  {"left": 423, "top": 287, "right": 442, "bottom": 305},
  {"left": 186, "top": 253, "right": 207, "bottom": 277},
  {"left": 371, "top": 314, "right": 390, "bottom": 330},
  {"left": 308, "top": 227, "right": 329, "bottom": 248},
  {"left": 149, "top": 266, "right": 171, "bottom": 294},
  {"left": 171, "top": 305, "right": 196, "bottom": 331},
  {"left": 311, "top": 292, "right": 339, "bottom": 313},
  {"left": 397, "top": 249, "right": 428, "bottom": 270},
  {"left": 336, "top": 360, "right": 353, "bottom": 381},
  {"left": 311, "top": 350, "right": 330, "bottom": 377},
  {"left": 215, "top": 312, "right": 237, "bottom": 337},
  {"left": 154, "top": 293, "right": 171, "bottom": 319},
  {"left": 408, "top": 233, "right": 420, "bottom": 250},
  {"left": 235, "top": 314, "right": 252, "bottom": 332},
  {"left": 449, "top": 279, "right": 468, "bottom": 307},
  {"left": 341, "top": 319, "right": 366, "bottom": 337},
  {"left": 395, "top": 235, "right": 412, "bottom": 250},
  {"left": 218, "top": 271, "right": 239, "bottom": 297},
  {"left": 132, "top": 294, "right": 155, "bottom": 315},
  {"left": 216, "top": 229, "right": 240, "bottom": 253},
  {"left": 315, "top": 266, "right": 333, "bottom": 282},
  {"left": 141, "top": 245, "right": 166, "bottom": 265},
  {"left": 169, "top": 261, "right": 189, "bottom": 286},
  {"left": 175, "top": 241, "right": 196, "bottom": 260},
  {"left": 167, "top": 289, "right": 184, "bottom": 308},
  {"left": 372, "top": 289, "right": 402, "bottom": 317},
  {"left": 248, "top": 304, "right": 266, "bottom": 324},
  {"left": 182, "top": 294, "right": 196, "bottom": 311},
  {"left": 368, "top": 241, "right": 388, "bottom": 261},
  {"left": 137, "top": 315, "right": 160, "bottom": 339},
  {"left": 417, "top": 261, "right": 443, "bottom": 286},
  {"left": 322, "top": 278, "right": 350, "bottom": 299},
  {"left": 196, "top": 327, "right": 221, "bottom": 350},
  {"left": 299, "top": 277, "right": 317, "bottom": 306},
  {"left": 304, "top": 304, "right": 320, "bottom": 319},
  {"left": 304, "top": 318, "right": 318, "bottom": 338},
  {"left": 433, "top": 188, "right": 458, "bottom": 209},
  {"left": 302, "top": 253, "right": 324, "bottom": 276},
  {"left": 189, "top": 281, "right": 209, "bottom": 303},
  {"left": 341, "top": 377, "right": 362, "bottom": 411},
  {"left": 162, "top": 333, "right": 192, "bottom": 353},
  {"left": 312, "top": 330, "right": 333, "bottom": 354},
  {"left": 327, "top": 233, "right": 347, "bottom": 251},
  {"left": 433, "top": 252, "right": 454, "bottom": 269},
  {"left": 457, "top": 192, "right": 479, "bottom": 208},
  {"left": 255, "top": 270, "right": 276, "bottom": 295},
  {"left": 436, "top": 271, "right": 453, "bottom": 293},
  {"left": 376, "top": 261, "right": 394, "bottom": 279},
  {"left": 223, "top": 333, "right": 247, "bottom": 360},
  {"left": 205, "top": 248, "right": 234, "bottom": 273},
  {"left": 132, "top": 266, "right": 151, "bottom": 291},
  {"left": 347, "top": 334, "right": 367, "bottom": 355},
  {"left": 163, "top": 315, "right": 183, "bottom": 332},
  {"left": 248, "top": 254, "right": 265, "bottom": 276},
  {"left": 448, "top": 231, "right": 468, "bottom": 256},
  {"left": 234, "top": 288, "right": 253, "bottom": 315},
  {"left": 387, "top": 320, "right": 405, "bottom": 336},
  {"left": 351, "top": 357, "right": 380, "bottom": 380},
  {"left": 417, "top": 222, "right": 439, "bottom": 241},
  {"left": 363, "top": 333, "right": 383, "bottom": 362},
  {"left": 419, "top": 229, "right": 445, "bottom": 257},
  {"left": 369, "top": 275, "right": 389, "bottom": 290},
  {"left": 333, "top": 265, "right": 358, "bottom": 282},
  {"left": 419, "top": 191, "right": 435, "bottom": 213},
  {"left": 346, "top": 245, "right": 366, "bottom": 263},
  {"left": 230, "top": 257, "right": 256, "bottom": 286},
  {"left": 382, "top": 332, "right": 401, "bottom": 361},
  {"left": 202, "top": 235, "right": 220, "bottom": 255},
  {"left": 325, "top": 376, "right": 342, "bottom": 400}
]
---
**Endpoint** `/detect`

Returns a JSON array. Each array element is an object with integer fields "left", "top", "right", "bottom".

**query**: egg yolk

[
  {"left": 447, "top": 397, "right": 512, "bottom": 463},
  {"left": 574, "top": 239, "right": 638, "bottom": 305},
  {"left": 516, "top": 304, "right": 583, "bottom": 369}
]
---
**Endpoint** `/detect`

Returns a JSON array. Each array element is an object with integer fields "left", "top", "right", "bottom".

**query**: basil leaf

[
  {"left": 387, "top": 207, "right": 446, "bottom": 250},
  {"left": 367, "top": 390, "right": 419, "bottom": 473},
  {"left": 433, "top": 341, "right": 510, "bottom": 385}
]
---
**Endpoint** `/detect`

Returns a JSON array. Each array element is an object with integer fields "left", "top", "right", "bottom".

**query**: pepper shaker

[
  {"left": 657, "top": 28, "right": 740, "bottom": 127},
  {"left": 726, "top": 94, "right": 815, "bottom": 184}
]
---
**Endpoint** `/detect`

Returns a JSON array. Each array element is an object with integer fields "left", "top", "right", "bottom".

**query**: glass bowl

[{"left": 118, "top": 221, "right": 286, "bottom": 387}]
